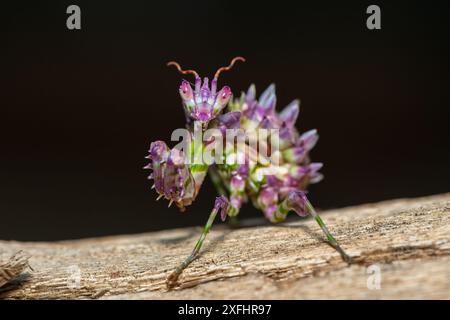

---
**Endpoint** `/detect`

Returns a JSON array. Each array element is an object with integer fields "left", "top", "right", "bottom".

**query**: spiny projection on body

[{"left": 144, "top": 57, "right": 351, "bottom": 287}]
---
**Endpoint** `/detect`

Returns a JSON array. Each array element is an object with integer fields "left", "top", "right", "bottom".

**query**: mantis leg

[
  {"left": 166, "top": 195, "right": 229, "bottom": 287},
  {"left": 208, "top": 165, "right": 228, "bottom": 197},
  {"left": 305, "top": 200, "right": 351, "bottom": 263},
  {"left": 208, "top": 165, "right": 245, "bottom": 228},
  {"left": 271, "top": 190, "right": 351, "bottom": 263}
]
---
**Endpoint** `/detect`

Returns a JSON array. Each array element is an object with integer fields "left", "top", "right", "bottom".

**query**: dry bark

[
  {"left": 0, "top": 251, "right": 31, "bottom": 288},
  {"left": 0, "top": 193, "right": 449, "bottom": 299}
]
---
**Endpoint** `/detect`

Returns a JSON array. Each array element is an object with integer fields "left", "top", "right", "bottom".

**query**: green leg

[
  {"left": 208, "top": 166, "right": 242, "bottom": 228},
  {"left": 305, "top": 200, "right": 351, "bottom": 263},
  {"left": 166, "top": 196, "right": 228, "bottom": 287},
  {"left": 272, "top": 190, "right": 351, "bottom": 263},
  {"left": 208, "top": 166, "right": 228, "bottom": 196}
]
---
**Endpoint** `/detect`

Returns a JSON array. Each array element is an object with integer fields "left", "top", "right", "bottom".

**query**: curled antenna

[
  {"left": 167, "top": 61, "right": 199, "bottom": 78},
  {"left": 214, "top": 56, "right": 246, "bottom": 79}
]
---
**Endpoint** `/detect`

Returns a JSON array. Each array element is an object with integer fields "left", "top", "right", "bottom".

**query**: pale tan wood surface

[{"left": 1, "top": 193, "right": 449, "bottom": 299}]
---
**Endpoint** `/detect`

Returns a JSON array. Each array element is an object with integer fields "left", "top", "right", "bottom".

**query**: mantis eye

[
  {"left": 179, "top": 80, "right": 193, "bottom": 101},
  {"left": 215, "top": 86, "right": 232, "bottom": 107}
]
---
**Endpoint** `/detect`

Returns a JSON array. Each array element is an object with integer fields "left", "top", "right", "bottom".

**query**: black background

[{"left": 1, "top": 1, "right": 449, "bottom": 240}]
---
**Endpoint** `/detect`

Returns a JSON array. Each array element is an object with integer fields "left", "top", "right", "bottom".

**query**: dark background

[{"left": 1, "top": 1, "right": 449, "bottom": 240}]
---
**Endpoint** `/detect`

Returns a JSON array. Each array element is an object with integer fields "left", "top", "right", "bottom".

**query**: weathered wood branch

[
  {"left": 0, "top": 251, "right": 31, "bottom": 288},
  {"left": 1, "top": 193, "right": 449, "bottom": 299}
]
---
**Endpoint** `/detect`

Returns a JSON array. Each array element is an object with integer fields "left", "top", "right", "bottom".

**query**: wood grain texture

[
  {"left": 0, "top": 251, "right": 31, "bottom": 288},
  {"left": 0, "top": 193, "right": 449, "bottom": 299}
]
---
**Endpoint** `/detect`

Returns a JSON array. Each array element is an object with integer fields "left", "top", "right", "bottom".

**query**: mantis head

[{"left": 167, "top": 57, "right": 245, "bottom": 126}]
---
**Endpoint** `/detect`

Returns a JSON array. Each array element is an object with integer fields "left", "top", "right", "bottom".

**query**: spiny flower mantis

[{"left": 144, "top": 57, "right": 350, "bottom": 287}]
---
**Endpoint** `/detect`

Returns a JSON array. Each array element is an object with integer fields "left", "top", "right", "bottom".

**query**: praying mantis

[{"left": 144, "top": 57, "right": 350, "bottom": 287}]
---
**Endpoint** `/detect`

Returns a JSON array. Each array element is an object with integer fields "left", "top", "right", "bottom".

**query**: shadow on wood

[{"left": 0, "top": 193, "right": 449, "bottom": 299}]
